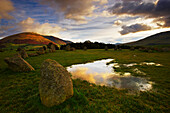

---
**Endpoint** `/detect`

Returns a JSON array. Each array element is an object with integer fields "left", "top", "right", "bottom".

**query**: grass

[
  {"left": 1, "top": 43, "right": 47, "bottom": 51},
  {"left": 146, "top": 44, "right": 170, "bottom": 48},
  {"left": 0, "top": 49, "right": 170, "bottom": 112}
]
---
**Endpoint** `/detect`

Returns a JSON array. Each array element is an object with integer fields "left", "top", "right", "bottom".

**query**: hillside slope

[
  {"left": 0, "top": 32, "right": 55, "bottom": 45},
  {"left": 0, "top": 32, "right": 72, "bottom": 46},
  {"left": 43, "top": 36, "right": 72, "bottom": 45},
  {"left": 125, "top": 31, "right": 170, "bottom": 46}
]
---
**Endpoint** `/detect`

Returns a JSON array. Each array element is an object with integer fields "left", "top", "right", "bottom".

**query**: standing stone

[
  {"left": 83, "top": 46, "right": 87, "bottom": 51},
  {"left": 28, "top": 53, "right": 39, "bottom": 57},
  {"left": 36, "top": 47, "right": 45, "bottom": 55},
  {"left": 4, "top": 54, "right": 35, "bottom": 72},
  {"left": 43, "top": 46, "right": 47, "bottom": 51},
  {"left": 19, "top": 49, "right": 28, "bottom": 59},
  {"left": 49, "top": 49, "right": 53, "bottom": 53},
  {"left": 0, "top": 49, "right": 4, "bottom": 52},
  {"left": 65, "top": 45, "right": 71, "bottom": 51},
  {"left": 16, "top": 47, "right": 22, "bottom": 51},
  {"left": 51, "top": 44, "right": 56, "bottom": 52},
  {"left": 43, "top": 46, "right": 48, "bottom": 53},
  {"left": 70, "top": 47, "right": 76, "bottom": 51},
  {"left": 114, "top": 46, "right": 118, "bottom": 51},
  {"left": 39, "top": 59, "right": 73, "bottom": 107},
  {"left": 105, "top": 46, "right": 108, "bottom": 51}
]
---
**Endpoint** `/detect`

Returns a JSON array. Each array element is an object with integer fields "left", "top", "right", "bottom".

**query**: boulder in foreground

[
  {"left": 39, "top": 59, "right": 73, "bottom": 107},
  {"left": 4, "top": 54, "right": 35, "bottom": 72}
]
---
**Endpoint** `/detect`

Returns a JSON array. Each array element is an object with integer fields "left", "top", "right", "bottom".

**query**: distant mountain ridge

[
  {"left": 125, "top": 31, "right": 170, "bottom": 46},
  {"left": 0, "top": 32, "right": 72, "bottom": 45}
]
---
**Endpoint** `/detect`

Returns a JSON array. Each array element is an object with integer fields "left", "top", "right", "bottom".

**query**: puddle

[
  {"left": 112, "top": 62, "right": 163, "bottom": 68},
  {"left": 67, "top": 59, "right": 153, "bottom": 91},
  {"left": 133, "top": 68, "right": 146, "bottom": 75},
  {"left": 140, "top": 62, "right": 163, "bottom": 66},
  {"left": 123, "top": 63, "right": 138, "bottom": 67},
  {"left": 108, "top": 75, "right": 152, "bottom": 91}
]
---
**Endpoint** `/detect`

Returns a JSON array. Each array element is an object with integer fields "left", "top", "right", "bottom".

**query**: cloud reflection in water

[{"left": 67, "top": 59, "right": 152, "bottom": 91}]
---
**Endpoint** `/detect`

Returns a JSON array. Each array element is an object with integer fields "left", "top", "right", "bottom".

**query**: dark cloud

[
  {"left": 69, "top": 26, "right": 106, "bottom": 31},
  {"left": 39, "top": 0, "right": 108, "bottom": 22},
  {"left": 120, "top": 23, "right": 152, "bottom": 35},
  {"left": 109, "top": 0, "right": 170, "bottom": 27}
]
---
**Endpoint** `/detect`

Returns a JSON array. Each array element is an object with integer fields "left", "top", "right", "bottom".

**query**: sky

[{"left": 0, "top": 0, "right": 170, "bottom": 44}]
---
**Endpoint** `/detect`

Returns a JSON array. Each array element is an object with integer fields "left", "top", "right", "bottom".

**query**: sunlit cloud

[
  {"left": 114, "top": 20, "right": 122, "bottom": 26},
  {"left": 17, "top": 17, "right": 64, "bottom": 37}
]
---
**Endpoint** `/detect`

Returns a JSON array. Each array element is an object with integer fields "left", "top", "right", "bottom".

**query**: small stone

[
  {"left": 51, "top": 44, "right": 56, "bottom": 52},
  {"left": 28, "top": 53, "right": 39, "bottom": 57},
  {"left": 36, "top": 47, "right": 45, "bottom": 55},
  {"left": 70, "top": 47, "right": 76, "bottom": 51},
  {"left": 49, "top": 49, "right": 53, "bottom": 53},
  {"left": 18, "top": 49, "right": 28, "bottom": 59}
]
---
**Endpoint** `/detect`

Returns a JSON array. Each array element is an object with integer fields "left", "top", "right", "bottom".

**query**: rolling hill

[
  {"left": 125, "top": 31, "right": 170, "bottom": 46},
  {"left": 43, "top": 36, "right": 72, "bottom": 45},
  {"left": 0, "top": 32, "right": 72, "bottom": 46}
]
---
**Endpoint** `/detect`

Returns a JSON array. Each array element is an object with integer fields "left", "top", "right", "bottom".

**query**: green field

[{"left": 0, "top": 49, "right": 169, "bottom": 112}]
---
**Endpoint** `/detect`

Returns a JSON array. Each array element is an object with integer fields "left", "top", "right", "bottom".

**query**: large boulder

[
  {"left": 18, "top": 49, "right": 28, "bottom": 59},
  {"left": 39, "top": 59, "right": 73, "bottom": 107},
  {"left": 4, "top": 54, "right": 35, "bottom": 72}
]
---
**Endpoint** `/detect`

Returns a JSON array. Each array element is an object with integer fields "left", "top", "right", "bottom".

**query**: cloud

[
  {"left": 0, "top": 0, "right": 15, "bottom": 19},
  {"left": 0, "top": 17, "right": 65, "bottom": 38},
  {"left": 108, "top": 0, "right": 170, "bottom": 27},
  {"left": 120, "top": 23, "right": 152, "bottom": 35},
  {"left": 0, "top": 25, "right": 13, "bottom": 34},
  {"left": 39, "top": 0, "right": 108, "bottom": 22},
  {"left": 17, "top": 17, "right": 64, "bottom": 36},
  {"left": 114, "top": 20, "right": 122, "bottom": 26}
]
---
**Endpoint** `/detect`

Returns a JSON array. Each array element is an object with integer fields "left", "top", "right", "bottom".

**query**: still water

[{"left": 67, "top": 59, "right": 152, "bottom": 91}]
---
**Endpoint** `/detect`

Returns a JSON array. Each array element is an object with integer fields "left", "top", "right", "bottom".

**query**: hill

[
  {"left": 0, "top": 32, "right": 54, "bottom": 45},
  {"left": 43, "top": 36, "right": 72, "bottom": 45},
  {"left": 125, "top": 31, "right": 170, "bottom": 46},
  {"left": 0, "top": 32, "right": 72, "bottom": 46}
]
